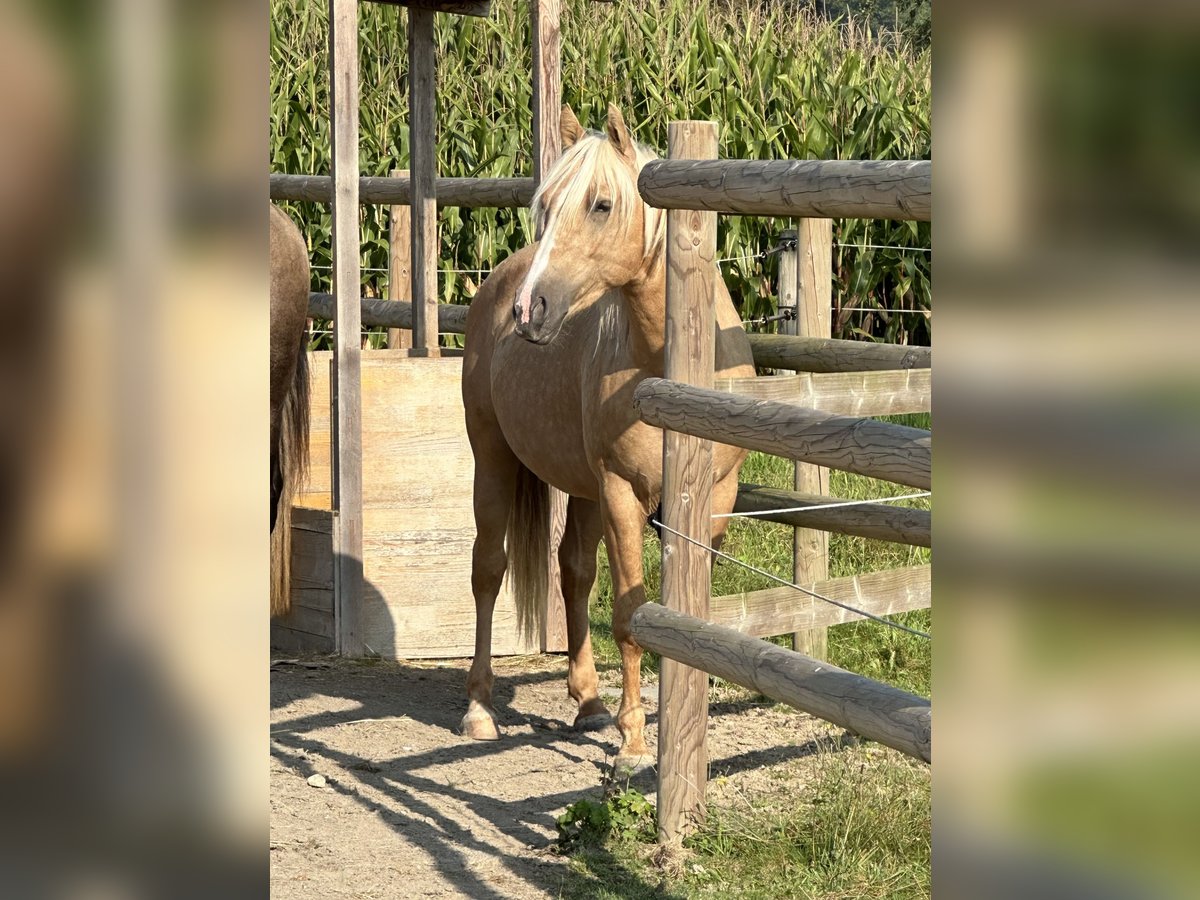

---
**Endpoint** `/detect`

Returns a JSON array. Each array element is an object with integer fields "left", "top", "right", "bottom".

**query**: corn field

[{"left": 270, "top": 0, "right": 931, "bottom": 347}]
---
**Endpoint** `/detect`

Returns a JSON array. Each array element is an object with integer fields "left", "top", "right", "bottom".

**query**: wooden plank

[
  {"left": 308, "top": 293, "right": 468, "bottom": 333},
  {"left": 734, "top": 484, "right": 931, "bottom": 547},
  {"left": 368, "top": 0, "right": 492, "bottom": 16},
  {"left": 711, "top": 564, "right": 931, "bottom": 636},
  {"left": 328, "top": 0, "right": 364, "bottom": 656},
  {"left": 635, "top": 378, "right": 932, "bottom": 489},
  {"left": 387, "top": 167, "right": 414, "bottom": 350},
  {"left": 269, "top": 174, "right": 536, "bottom": 208},
  {"left": 658, "top": 120, "right": 717, "bottom": 847},
  {"left": 638, "top": 159, "right": 931, "bottom": 221},
  {"left": 408, "top": 6, "right": 440, "bottom": 356},
  {"left": 792, "top": 218, "right": 832, "bottom": 660},
  {"left": 630, "top": 603, "right": 931, "bottom": 762},
  {"left": 293, "top": 353, "right": 536, "bottom": 658},
  {"left": 270, "top": 624, "right": 335, "bottom": 655},
  {"left": 747, "top": 334, "right": 931, "bottom": 373}
]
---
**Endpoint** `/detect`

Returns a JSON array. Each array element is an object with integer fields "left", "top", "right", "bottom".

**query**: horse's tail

[
  {"left": 506, "top": 464, "right": 550, "bottom": 645},
  {"left": 270, "top": 329, "right": 311, "bottom": 618}
]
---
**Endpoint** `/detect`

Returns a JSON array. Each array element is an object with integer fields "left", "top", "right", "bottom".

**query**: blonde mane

[{"left": 530, "top": 132, "right": 665, "bottom": 262}]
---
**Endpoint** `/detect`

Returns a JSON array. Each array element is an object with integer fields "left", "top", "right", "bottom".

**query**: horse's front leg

[{"left": 598, "top": 471, "right": 654, "bottom": 773}]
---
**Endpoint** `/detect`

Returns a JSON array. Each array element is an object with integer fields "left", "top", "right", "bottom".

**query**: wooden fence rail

[
  {"left": 637, "top": 159, "right": 931, "bottom": 221},
  {"left": 270, "top": 173, "right": 536, "bottom": 208},
  {"left": 634, "top": 377, "right": 932, "bottom": 489},
  {"left": 307, "top": 293, "right": 469, "bottom": 333},
  {"left": 747, "top": 334, "right": 931, "bottom": 373},
  {"left": 631, "top": 602, "right": 931, "bottom": 762},
  {"left": 734, "top": 483, "right": 931, "bottom": 547}
]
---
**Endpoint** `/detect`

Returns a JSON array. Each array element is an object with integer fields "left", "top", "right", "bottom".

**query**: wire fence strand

[{"left": 651, "top": 518, "right": 931, "bottom": 640}]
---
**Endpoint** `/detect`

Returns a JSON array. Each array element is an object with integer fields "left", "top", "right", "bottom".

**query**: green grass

[
  {"left": 573, "top": 418, "right": 931, "bottom": 898},
  {"left": 552, "top": 751, "right": 931, "bottom": 899}
]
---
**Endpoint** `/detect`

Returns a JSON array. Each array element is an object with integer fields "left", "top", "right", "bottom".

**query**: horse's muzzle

[{"left": 513, "top": 294, "right": 552, "bottom": 343}]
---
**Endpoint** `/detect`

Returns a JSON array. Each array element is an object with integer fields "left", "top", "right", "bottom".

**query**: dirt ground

[{"left": 270, "top": 652, "right": 845, "bottom": 898}]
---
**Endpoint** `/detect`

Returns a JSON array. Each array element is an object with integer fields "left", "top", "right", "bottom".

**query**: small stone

[{"left": 307, "top": 773, "right": 327, "bottom": 788}]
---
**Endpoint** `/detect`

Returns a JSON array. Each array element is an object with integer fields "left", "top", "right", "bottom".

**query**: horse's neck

[{"left": 618, "top": 259, "right": 667, "bottom": 372}]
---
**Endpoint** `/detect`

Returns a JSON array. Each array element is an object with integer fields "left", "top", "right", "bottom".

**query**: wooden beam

[
  {"left": 408, "top": 7, "right": 439, "bottom": 356},
  {"left": 735, "top": 484, "right": 931, "bottom": 547},
  {"left": 635, "top": 378, "right": 932, "bottom": 489},
  {"left": 328, "top": 0, "right": 363, "bottom": 656},
  {"left": 638, "top": 159, "right": 931, "bottom": 221},
  {"left": 657, "top": 120, "right": 718, "bottom": 847},
  {"left": 748, "top": 334, "right": 931, "bottom": 373},
  {"left": 631, "top": 602, "right": 930, "bottom": 762},
  {"left": 308, "top": 293, "right": 468, "bottom": 333},
  {"left": 367, "top": 0, "right": 492, "bottom": 17},
  {"left": 269, "top": 174, "right": 536, "bottom": 208},
  {"left": 387, "top": 168, "right": 413, "bottom": 350},
  {"left": 792, "top": 218, "right": 833, "bottom": 661}
]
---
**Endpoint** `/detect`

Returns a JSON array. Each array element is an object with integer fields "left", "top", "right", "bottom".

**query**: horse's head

[{"left": 512, "top": 104, "right": 664, "bottom": 344}]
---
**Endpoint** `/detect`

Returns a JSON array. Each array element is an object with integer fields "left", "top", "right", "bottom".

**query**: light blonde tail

[
  {"left": 270, "top": 334, "right": 310, "bottom": 618},
  {"left": 506, "top": 464, "right": 550, "bottom": 645}
]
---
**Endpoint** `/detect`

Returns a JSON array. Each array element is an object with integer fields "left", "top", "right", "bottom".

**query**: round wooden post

[
  {"left": 658, "top": 120, "right": 718, "bottom": 847},
  {"left": 531, "top": 0, "right": 568, "bottom": 652},
  {"left": 792, "top": 218, "right": 833, "bottom": 659}
]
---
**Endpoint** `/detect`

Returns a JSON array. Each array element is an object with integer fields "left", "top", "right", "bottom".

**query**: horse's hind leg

[
  {"left": 560, "top": 497, "right": 609, "bottom": 730},
  {"left": 462, "top": 439, "right": 520, "bottom": 741}
]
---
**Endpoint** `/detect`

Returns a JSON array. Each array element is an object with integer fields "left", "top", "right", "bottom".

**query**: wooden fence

[{"left": 630, "top": 120, "right": 932, "bottom": 846}]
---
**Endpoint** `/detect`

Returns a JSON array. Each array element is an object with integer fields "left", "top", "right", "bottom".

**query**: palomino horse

[
  {"left": 462, "top": 105, "right": 755, "bottom": 771},
  {"left": 269, "top": 204, "right": 311, "bottom": 618}
]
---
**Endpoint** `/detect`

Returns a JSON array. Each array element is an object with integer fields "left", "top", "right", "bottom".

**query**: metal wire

[
  {"left": 650, "top": 517, "right": 931, "bottom": 640},
  {"left": 714, "top": 490, "right": 931, "bottom": 519}
]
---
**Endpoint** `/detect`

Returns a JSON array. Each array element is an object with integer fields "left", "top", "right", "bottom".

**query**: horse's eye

[{"left": 592, "top": 199, "right": 612, "bottom": 215}]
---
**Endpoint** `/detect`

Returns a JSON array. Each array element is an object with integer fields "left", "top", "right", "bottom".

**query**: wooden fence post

[
  {"left": 329, "top": 0, "right": 363, "bottom": 656},
  {"left": 791, "top": 219, "right": 832, "bottom": 660},
  {"left": 387, "top": 167, "right": 413, "bottom": 350},
  {"left": 532, "top": 0, "right": 568, "bottom": 652},
  {"left": 408, "top": 6, "right": 439, "bottom": 358},
  {"left": 658, "top": 120, "right": 718, "bottom": 847}
]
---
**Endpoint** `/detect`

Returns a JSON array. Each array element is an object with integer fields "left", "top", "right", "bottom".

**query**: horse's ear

[
  {"left": 560, "top": 105, "right": 585, "bottom": 150},
  {"left": 605, "top": 103, "right": 635, "bottom": 161}
]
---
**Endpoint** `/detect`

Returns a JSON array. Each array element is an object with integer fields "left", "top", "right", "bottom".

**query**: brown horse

[
  {"left": 269, "top": 204, "right": 311, "bottom": 618},
  {"left": 461, "top": 105, "right": 755, "bottom": 771}
]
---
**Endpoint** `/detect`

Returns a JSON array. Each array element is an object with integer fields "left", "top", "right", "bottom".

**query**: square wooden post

[
  {"left": 328, "top": 0, "right": 364, "bottom": 655},
  {"left": 387, "top": 168, "right": 413, "bottom": 350}
]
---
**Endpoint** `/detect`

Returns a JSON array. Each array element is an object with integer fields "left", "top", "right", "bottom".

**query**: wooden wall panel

[{"left": 278, "top": 352, "right": 533, "bottom": 659}]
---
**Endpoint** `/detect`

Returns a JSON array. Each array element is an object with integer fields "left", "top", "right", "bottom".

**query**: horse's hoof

[
  {"left": 573, "top": 711, "right": 613, "bottom": 732},
  {"left": 612, "top": 752, "right": 655, "bottom": 778},
  {"left": 460, "top": 711, "right": 500, "bottom": 741}
]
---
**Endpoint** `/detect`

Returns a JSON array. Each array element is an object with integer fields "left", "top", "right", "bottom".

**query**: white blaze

[{"left": 515, "top": 215, "right": 558, "bottom": 325}]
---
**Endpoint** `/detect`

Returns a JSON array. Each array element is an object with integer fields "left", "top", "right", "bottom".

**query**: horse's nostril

[
  {"left": 512, "top": 300, "right": 522, "bottom": 323},
  {"left": 532, "top": 296, "right": 547, "bottom": 326}
]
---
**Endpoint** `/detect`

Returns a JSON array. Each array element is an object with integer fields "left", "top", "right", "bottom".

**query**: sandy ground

[{"left": 270, "top": 652, "right": 844, "bottom": 898}]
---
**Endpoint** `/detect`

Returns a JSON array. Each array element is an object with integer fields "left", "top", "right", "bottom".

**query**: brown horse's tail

[
  {"left": 506, "top": 464, "right": 550, "bottom": 646},
  {"left": 270, "top": 330, "right": 310, "bottom": 618}
]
